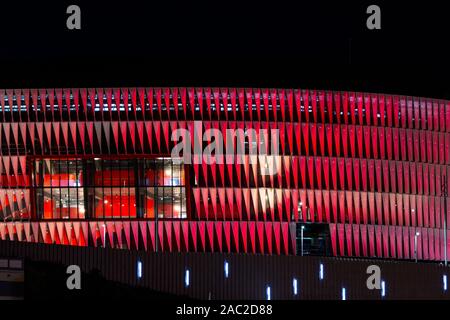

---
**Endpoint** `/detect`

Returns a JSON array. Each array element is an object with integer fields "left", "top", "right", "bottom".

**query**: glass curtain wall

[{"left": 34, "top": 157, "right": 186, "bottom": 220}]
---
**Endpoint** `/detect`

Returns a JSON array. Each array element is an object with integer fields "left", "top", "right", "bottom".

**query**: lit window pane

[
  {"left": 173, "top": 187, "right": 182, "bottom": 218},
  {"left": 145, "top": 187, "right": 156, "bottom": 218},
  {"left": 43, "top": 188, "right": 54, "bottom": 219},
  {"left": 34, "top": 157, "right": 185, "bottom": 220}
]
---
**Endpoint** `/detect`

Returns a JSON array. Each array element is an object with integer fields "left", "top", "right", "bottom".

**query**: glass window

[
  {"left": 35, "top": 159, "right": 84, "bottom": 220},
  {"left": 144, "top": 187, "right": 156, "bottom": 219},
  {"left": 34, "top": 157, "right": 186, "bottom": 220}
]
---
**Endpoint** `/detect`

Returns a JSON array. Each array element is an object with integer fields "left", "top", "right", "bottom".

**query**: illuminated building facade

[{"left": 0, "top": 87, "right": 449, "bottom": 262}]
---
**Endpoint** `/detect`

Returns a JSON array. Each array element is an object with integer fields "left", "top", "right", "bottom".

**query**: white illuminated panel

[
  {"left": 185, "top": 269, "right": 190, "bottom": 287},
  {"left": 137, "top": 260, "right": 142, "bottom": 279},
  {"left": 444, "top": 275, "right": 447, "bottom": 291},
  {"left": 224, "top": 261, "right": 229, "bottom": 278},
  {"left": 293, "top": 278, "right": 298, "bottom": 296}
]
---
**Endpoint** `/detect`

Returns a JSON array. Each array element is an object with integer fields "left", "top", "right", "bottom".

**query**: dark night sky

[{"left": 1, "top": 1, "right": 450, "bottom": 99}]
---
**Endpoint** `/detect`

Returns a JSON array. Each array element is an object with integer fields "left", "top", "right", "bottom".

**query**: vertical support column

[{"left": 135, "top": 159, "right": 143, "bottom": 219}]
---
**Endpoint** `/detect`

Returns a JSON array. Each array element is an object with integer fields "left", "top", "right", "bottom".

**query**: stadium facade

[{"left": 0, "top": 87, "right": 449, "bottom": 263}]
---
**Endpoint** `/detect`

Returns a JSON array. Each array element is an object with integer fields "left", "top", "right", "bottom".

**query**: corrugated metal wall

[{"left": 1, "top": 240, "right": 449, "bottom": 300}]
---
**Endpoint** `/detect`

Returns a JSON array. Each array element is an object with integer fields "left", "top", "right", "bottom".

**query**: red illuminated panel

[{"left": 1, "top": 87, "right": 450, "bottom": 260}]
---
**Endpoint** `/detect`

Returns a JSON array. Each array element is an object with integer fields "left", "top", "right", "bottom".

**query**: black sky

[{"left": 1, "top": 1, "right": 450, "bottom": 99}]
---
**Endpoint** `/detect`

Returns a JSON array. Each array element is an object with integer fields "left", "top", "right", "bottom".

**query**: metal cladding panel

[{"left": 0, "top": 87, "right": 449, "bottom": 262}]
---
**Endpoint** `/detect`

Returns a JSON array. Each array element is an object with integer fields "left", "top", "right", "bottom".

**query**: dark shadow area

[{"left": 24, "top": 260, "right": 190, "bottom": 300}]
